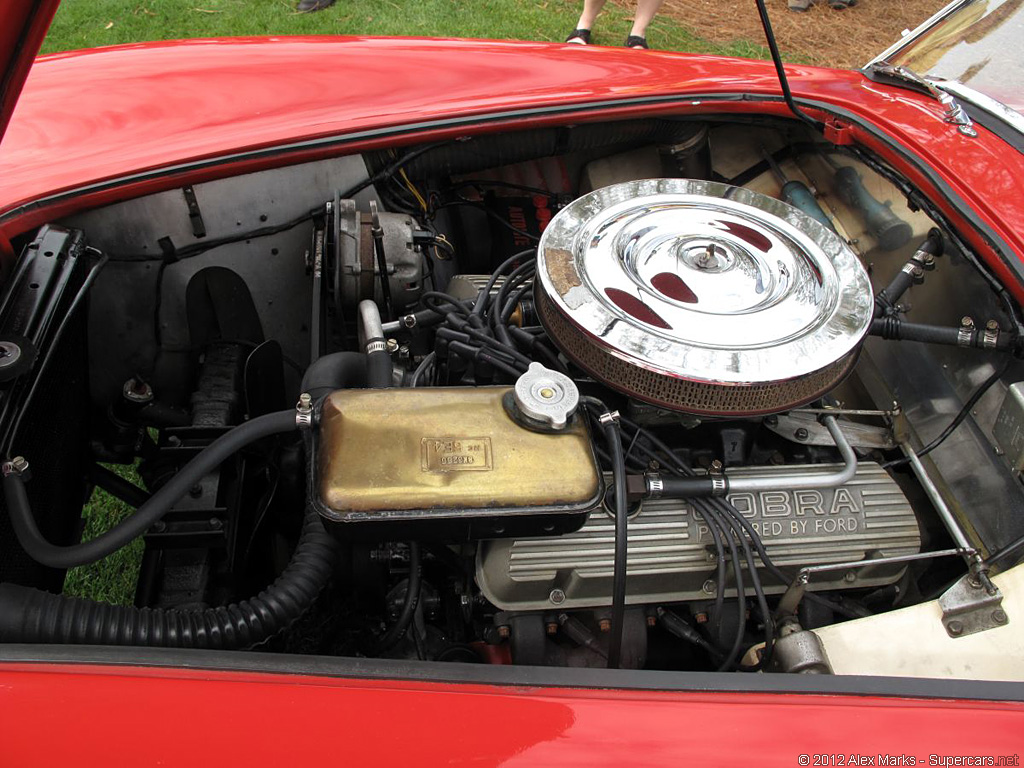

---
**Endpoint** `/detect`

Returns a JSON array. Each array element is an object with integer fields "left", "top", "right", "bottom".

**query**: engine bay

[{"left": 0, "top": 115, "right": 1021, "bottom": 677}]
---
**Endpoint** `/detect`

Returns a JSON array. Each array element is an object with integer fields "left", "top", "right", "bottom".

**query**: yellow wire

[{"left": 399, "top": 168, "right": 428, "bottom": 212}]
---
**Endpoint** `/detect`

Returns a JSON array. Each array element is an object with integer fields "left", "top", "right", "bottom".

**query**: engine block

[{"left": 476, "top": 462, "right": 921, "bottom": 610}]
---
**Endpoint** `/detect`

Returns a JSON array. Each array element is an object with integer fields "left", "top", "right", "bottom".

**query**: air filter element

[{"left": 536, "top": 179, "right": 873, "bottom": 416}]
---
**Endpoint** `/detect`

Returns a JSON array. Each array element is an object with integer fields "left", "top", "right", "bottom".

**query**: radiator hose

[
  {"left": 0, "top": 355, "right": 377, "bottom": 648},
  {"left": 0, "top": 503, "right": 338, "bottom": 648},
  {"left": 2, "top": 409, "right": 300, "bottom": 569}
]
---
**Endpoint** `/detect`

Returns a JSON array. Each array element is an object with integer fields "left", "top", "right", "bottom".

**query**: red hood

[
  {"left": 0, "top": 37, "right": 1022, "bottom": 293},
  {"left": 0, "top": 0, "right": 60, "bottom": 145}
]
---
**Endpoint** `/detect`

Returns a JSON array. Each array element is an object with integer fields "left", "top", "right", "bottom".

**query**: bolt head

[
  {"left": 385, "top": 338, "right": 399, "bottom": 353},
  {"left": 844, "top": 570, "right": 857, "bottom": 583},
  {"left": 947, "top": 620, "right": 964, "bottom": 636},
  {"left": 702, "top": 579, "right": 717, "bottom": 595},
  {"left": 961, "top": 316, "right": 974, "bottom": 328},
  {"left": 993, "top": 609, "right": 1008, "bottom": 625},
  {"left": 795, "top": 427, "right": 809, "bottom": 441},
  {"left": 549, "top": 588, "right": 566, "bottom": 605},
  {"left": 986, "top": 320, "right": 1000, "bottom": 332}
]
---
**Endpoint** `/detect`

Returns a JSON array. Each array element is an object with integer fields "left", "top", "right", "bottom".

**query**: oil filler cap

[{"left": 512, "top": 362, "right": 579, "bottom": 430}]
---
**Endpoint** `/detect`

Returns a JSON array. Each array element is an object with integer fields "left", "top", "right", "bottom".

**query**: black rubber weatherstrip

[
  {"left": 3, "top": 87, "right": 1018, "bottom": 288},
  {"left": 0, "top": 645, "right": 1021, "bottom": 703}
]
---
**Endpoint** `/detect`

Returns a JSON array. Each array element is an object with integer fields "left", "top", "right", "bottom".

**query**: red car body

[{"left": 1, "top": 4, "right": 1023, "bottom": 765}]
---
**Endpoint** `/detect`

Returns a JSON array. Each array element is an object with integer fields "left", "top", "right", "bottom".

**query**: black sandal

[
  {"left": 565, "top": 29, "right": 592, "bottom": 44},
  {"left": 624, "top": 35, "right": 649, "bottom": 49}
]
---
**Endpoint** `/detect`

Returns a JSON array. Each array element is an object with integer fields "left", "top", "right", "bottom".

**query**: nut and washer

[
  {"left": 0, "top": 341, "right": 23, "bottom": 370},
  {"left": 549, "top": 588, "right": 566, "bottom": 605}
]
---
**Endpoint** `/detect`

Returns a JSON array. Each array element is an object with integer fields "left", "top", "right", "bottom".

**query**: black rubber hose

[
  {"left": 3, "top": 410, "right": 298, "bottom": 569},
  {"left": 366, "top": 351, "right": 393, "bottom": 388},
  {"left": 376, "top": 542, "right": 422, "bottom": 653},
  {"left": 300, "top": 352, "right": 367, "bottom": 399},
  {"left": 0, "top": 503, "right": 339, "bottom": 648},
  {"left": 88, "top": 464, "right": 152, "bottom": 508},
  {"left": 870, "top": 317, "right": 1015, "bottom": 352},
  {"left": 599, "top": 416, "right": 628, "bottom": 670},
  {"left": 658, "top": 476, "right": 720, "bottom": 498}
]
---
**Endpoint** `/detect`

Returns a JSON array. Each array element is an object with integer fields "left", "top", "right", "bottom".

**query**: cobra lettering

[{"left": 695, "top": 487, "right": 862, "bottom": 539}]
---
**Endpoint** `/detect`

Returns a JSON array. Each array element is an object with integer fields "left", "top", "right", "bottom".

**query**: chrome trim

[
  {"left": 937, "top": 81, "right": 1024, "bottom": 138},
  {"left": 865, "top": 0, "right": 974, "bottom": 68},
  {"left": 536, "top": 179, "right": 873, "bottom": 389},
  {"left": 726, "top": 415, "right": 857, "bottom": 492}
]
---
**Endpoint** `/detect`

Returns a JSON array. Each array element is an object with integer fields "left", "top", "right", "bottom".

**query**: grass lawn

[
  {"left": 64, "top": 464, "right": 145, "bottom": 605},
  {"left": 41, "top": 0, "right": 769, "bottom": 58}
]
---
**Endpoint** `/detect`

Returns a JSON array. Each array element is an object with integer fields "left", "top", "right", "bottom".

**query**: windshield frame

[{"left": 864, "top": 0, "right": 1024, "bottom": 144}]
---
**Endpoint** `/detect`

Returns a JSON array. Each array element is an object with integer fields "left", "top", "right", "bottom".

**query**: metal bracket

[
  {"left": 776, "top": 548, "right": 963, "bottom": 619},
  {"left": 182, "top": 186, "right": 206, "bottom": 238},
  {"left": 939, "top": 573, "right": 1008, "bottom": 638},
  {"left": 766, "top": 412, "right": 895, "bottom": 450}
]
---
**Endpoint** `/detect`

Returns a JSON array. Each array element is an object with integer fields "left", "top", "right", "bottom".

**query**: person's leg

[
  {"left": 625, "top": 0, "right": 665, "bottom": 46},
  {"left": 566, "top": 0, "right": 608, "bottom": 43}
]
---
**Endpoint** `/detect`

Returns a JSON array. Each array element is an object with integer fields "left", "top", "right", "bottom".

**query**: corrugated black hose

[
  {"left": 0, "top": 408, "right": 342, "bottom": 648},
  {"left": 0, "top": 502, "right": 339, "bottom": 648}
]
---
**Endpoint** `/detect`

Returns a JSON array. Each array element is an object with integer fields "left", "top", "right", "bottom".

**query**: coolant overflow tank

[{"left": 312, "top": 387, "right": 603, "bottom": 539}]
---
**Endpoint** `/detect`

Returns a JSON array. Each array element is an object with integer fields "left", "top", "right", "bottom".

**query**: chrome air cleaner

[{"left": 536, "top": 179, "right": 873, "bottom": 416}]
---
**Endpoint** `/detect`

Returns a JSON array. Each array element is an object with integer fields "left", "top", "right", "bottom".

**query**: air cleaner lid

[{"left": 536, "top": 178, "right": 873, "bottom": 388}]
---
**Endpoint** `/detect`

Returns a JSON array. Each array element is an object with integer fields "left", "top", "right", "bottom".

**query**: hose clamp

[
  {"left": 647, "top": 474, "right": 664, "bottom": 498},
  {"left": 957, "top": 327, "right": 974, "bottom": 347},
  {"left": 366, "top": 339, "right": 388, "bottom": 354},
  {"left": 598, "top": 410, "right": 621, "bottom": 426},
  {"left": 711, "top": 476, "right": 728, "bottom": 496},
  {"left": 983, "top": 328, "right": 999, "bottom": 350},
  {"left": 1, "top": 456, "right": 29, "bottom": 477},
  {"left": 296, "top": 393, "right": 314, "bottom": 430}
]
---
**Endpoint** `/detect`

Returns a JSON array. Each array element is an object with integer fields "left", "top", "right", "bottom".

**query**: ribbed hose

[{"left": 0, "top": 504, "right": 339, "bottom": 648}]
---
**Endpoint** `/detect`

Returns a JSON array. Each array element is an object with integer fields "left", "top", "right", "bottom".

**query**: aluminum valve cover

[
  {"left": 476, "top": 462, "right": 921, "bottom": 610},
  {"left": 535, "top": 179, "right": 874, "bottom": 415}
]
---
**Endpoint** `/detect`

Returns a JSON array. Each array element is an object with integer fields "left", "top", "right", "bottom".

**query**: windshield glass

[{"left": 881, "top": 0, "right": 1024, "bottom": 114}]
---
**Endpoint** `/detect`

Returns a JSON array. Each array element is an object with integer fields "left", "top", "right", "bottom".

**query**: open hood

[{"left": 0, "top": 0, "right": 60, "bottom": 146}]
